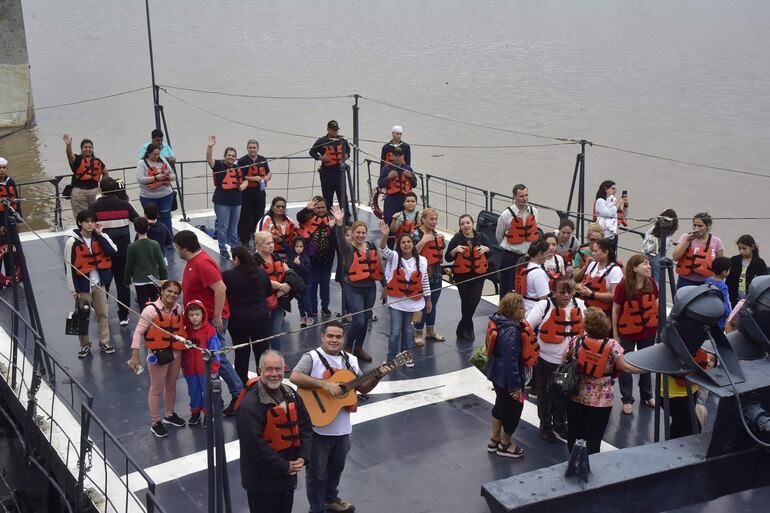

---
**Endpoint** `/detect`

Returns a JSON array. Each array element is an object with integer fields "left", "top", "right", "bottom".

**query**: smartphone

[{"left": 621, "top": 190, "right": 628, "bottom": 198}]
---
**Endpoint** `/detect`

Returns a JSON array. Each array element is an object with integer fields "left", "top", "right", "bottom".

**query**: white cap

[
  {"left": 391, "top": 125, "right": 403, "bottom": 134},
  {"left": 0, "top": 157, "right": 7, "bottom": 166}
]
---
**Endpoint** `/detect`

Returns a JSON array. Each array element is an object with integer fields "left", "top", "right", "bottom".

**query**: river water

[{"left": 3, "top": 0, "right": 770, "bottom": 251}]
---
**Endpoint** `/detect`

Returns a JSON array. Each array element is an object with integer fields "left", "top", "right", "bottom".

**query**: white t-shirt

[
  {"left": 526, "top": 297, "right": 587, "bottom": 364},
  {"left": 380, "top": 247, "right": 430, "bottom": 312},
  {"left": 583, "top": 261, "right": 623, "bottom": 291},
  {"left": 83, "top": 237, "right": 101, "bottom": 285},
  {"left": 523, "top": 262, "right": 551, "bottom": 313},
  {"left": 295, "top": 348, "right": 362, "bottom": 436},
  {"left": 595, "top": 196, "right": 619, "bottom": 238},
  {"left": 543, "top": 254, "right": 566, "bottom": 275}
]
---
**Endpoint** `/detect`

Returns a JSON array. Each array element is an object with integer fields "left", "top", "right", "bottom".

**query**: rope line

[
  {"left": 158, "top": 84, "right": 353, "bottom": 100},
  {"left": 0, "top": 86, "right": 151, "bottom": 116}
]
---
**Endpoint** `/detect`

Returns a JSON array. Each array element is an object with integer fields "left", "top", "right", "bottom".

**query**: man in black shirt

[
  {"left": 91, "top": 177, "right": 139, "bottom": 325},
  {"left": 237, "top": 139, "right": 272, "bottom": 248},
  {"left": 64, "top": 133, "right": 109, "bottom": 219},
  {"left": 309, "top": 121, "right": 351, "bottom": 224},
  {"left": 380, "top": 125, "right": 411, "bottom": 169}
]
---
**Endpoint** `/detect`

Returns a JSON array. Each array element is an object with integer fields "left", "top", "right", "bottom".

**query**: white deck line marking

[
  {"left": 123, "top": 366, "right": 616, "bottom": 491},
  {"left": 0, "top": 329, "right": 147, "bottom": 513}
]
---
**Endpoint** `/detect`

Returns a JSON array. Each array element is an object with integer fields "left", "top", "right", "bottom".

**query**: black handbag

[
  {"left": 65, "top": 298, "right": 90, "bottom": 336},
  {"left": 62, "top": 184, "right": 73, "bottom": 200},
  {"left": 551, "top": 341, "right": 581, "bottom": 399},
  {"left": 171, "top": 190, "right": 179, "bottom": 212}
]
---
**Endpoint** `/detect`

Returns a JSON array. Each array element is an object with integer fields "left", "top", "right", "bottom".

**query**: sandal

[
  {"left": 643, "top": 398, "right": 656, "bottom": 408},
  {"left": 622, "top": 404, "right": 633, "bottom": 415},
  {"left": 487, "top": 438, "right": 500, "bottom": 453},
  {"left": 496, "top": 443, "right": 525, "bottom": 459},
  {"left": 425, "top": 327, "right": 446, "bottom": 342}
]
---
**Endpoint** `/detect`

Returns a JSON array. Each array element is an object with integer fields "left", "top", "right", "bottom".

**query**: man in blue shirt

[{"left": 138, "top": 129, "right": 176, "bottom": 165}]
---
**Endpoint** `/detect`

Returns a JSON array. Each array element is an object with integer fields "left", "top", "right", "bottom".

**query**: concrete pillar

[{"left": 0, "top": 0, "right": 34, "bottom": 132}]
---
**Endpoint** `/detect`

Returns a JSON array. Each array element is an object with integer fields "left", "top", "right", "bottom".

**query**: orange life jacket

[
  {"left": 263, "top": 401, "right": 301, "bottom": 452},
  {"left": 538, "top": 298, "right": 584, "bottom": 343},
  {"left": 0, "top": 183, "right": 18, "bottom": 212},
  {"left": 505, "top": 206, "right": 538, "bottom": 245},
  {"left": 582, "top": 262, "right": 619, "bottom": 312},
  {"left": 674, "top": 349, "right": 710, "bottom": 386},
  {"left": 419, "top": 230, "right": 445, "bottom": 266},
  {"left": 676, "top": 234, "right": 715, "bottom": 278},
  {"left": 262, "top": 257, "right": 287, "bottom": 283},
  {"left": 245, "top": 161, "right": 268, "bottom": 189},
  {"left": 296, "top": 215, "right": 329, "bottom": 239},
  {"left": 322, "top": 142, "right": 344, "bottom": 167},
  {"left": 542, "top": 257, "right": 564, "bottom": 290},
  {"left": 514, "top": 264, "right": 545, "bottom": 300},
  {"left": 73, "top": 156, "right": 103, "bottom": 183},
  {"left": 395, "top": 211, "right": 419, "bottom": 237},
  {"left": 267, "top": 221, "right": 295, "bottom": 253},
  {"left": 144, "top": 304, "right": 187, "bottom": 350},
  {"left": 72, "top": 238, "right": 112, "bottom": 275},
  {"left": 520, "top": 320, "right": 539, "bottom": 368},
  {"left": 219, "top": 165, "right": 243, "bottom": 190},
  {"left": 453, "top": 245, "right": 488, "bottom": 275},
  {"left": 386, "top": 256, "right": 423, "bottom": 298},
  {"left": 386, "top": 173, "right": 413, "bottom": 195},
  {"left": 617, "top": 290, "right": 659, "bottom": 336},
  {"left": 576, "top": 336, "right": 614, "bottom": 378},
  {"left": 145, "top": 160, "right": 171, "bottom": 190},
  {"left": 348, "top": 243, "right": 384, "bottom": 282}
]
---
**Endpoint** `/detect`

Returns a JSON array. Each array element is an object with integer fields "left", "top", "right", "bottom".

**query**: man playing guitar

[{"left": 290, "top": 320, "right": 395, "bottom": 513}]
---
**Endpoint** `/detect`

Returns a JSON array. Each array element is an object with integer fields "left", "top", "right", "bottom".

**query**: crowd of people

[{"left": 1, "top": 119, "right": 763, "bottom": 513}]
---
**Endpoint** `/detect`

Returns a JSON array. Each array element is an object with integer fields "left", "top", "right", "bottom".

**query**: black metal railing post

[
  {"left": 352, "top": 94, "right": 360, "bottom": 206},
  {"left": 53, "top": 177, "right": 64, "bottom": 229},
  {"left": 423, "top": 174, "right": 431, "bottom": 209},
  {"left": 577, "top": 140, "right": 588, "bottom": 242},
  {"left": 76, "top": 403, "right": 92, "bottom": 513}
]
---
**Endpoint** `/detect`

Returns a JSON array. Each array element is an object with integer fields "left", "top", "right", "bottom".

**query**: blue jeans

[
  {"left": 388, "top": 307, "right": 414, "bottom": 360},
  {"left": 140, "top": 193, "right": 174, "bottom": 237},
  {"left": 269, "top": 308, "right": 286, "bottom": 351},
  {"left": 213, "top": 203, "right": 241, "bottom": 253},
  {"left": 306, "top": 433, "right": 351, "bottom": 513},
  {"left": 308, "top": 260, "right": 333, "bottom": 313},
  {"left": 414, "top": 277, "right": 442, "bottom": 330},
  {"left": 215, "top": 318, "right": 243, "bottom": 398},
  {"left": 648, "top": 253, "right": 661, "bottom": 283},
  {"left": 499, "top": 250, "right": 522, "bottom": 298},
  {"left": 344, "top": 283, "right": 376, "bottom": 350},
  {"left": 677, "top": 275, "right": 706, "bottom": 289}
]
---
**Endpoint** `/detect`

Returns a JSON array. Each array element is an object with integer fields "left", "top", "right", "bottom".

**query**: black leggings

[
  {"left": 492, "top": 386, "right": 524, "bottom": 435},
  {"left": 659, "top": 393, "right": 701, "bottom": 439},
  {"left": 229, "top": 319, "right": 270, "bottom": 384},
  {"left": 534, "top": 358, "right": 566, "bottom": 432},
  {"left": 456, "top": 274, "right": 484, "bottom": 333},
  {"left": 566, "top": 401, "right": 612, "bottom": 454},
  {"left": 238, "top": 189, "right": 266, "bottom": 245}
]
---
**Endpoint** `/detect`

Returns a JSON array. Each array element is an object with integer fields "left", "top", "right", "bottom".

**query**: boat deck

[{"left": 2, "top": 206, "right": 769, "bottom": 512}]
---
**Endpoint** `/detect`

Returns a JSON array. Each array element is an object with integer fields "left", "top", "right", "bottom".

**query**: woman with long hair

[
  {"left": 672, "top": 212, "right": 724, "bottom": 289},
  {"left": 575, "top": 238, "right": 623, "bottom": 317},
  {"left": 726, "top": 234, "right": 768, "bottom": 306},
  {"left": 514, "top": 237, "right": 551, "bottom": 313},
  {"left": 206, "top": 135, "right": 245, "bottom": 259},
  {"left": 136, "top": 142, "right": 175, "bottom": 235},
  {"left": 223, "top": 246, "right": 273, "bottom": 384},
  {"left": 594, "top": 180, "right": 627, "bottom": 250},
  {"left": 642, "top": 208, "right": 679, "bottom": 283},
  {"left": 486, "top": 292, "right": 527, "bottom": 458},
  {"left": 257, "top": 196, "right": 297, "bottom": 257},
  {"left": 128, "top": 280, "right": 187, "bottom": 438},
  {"left": 379, "top": 222, "right": 430, "bottom": 367},
  {"left": 445, "top": 214, "right": 491, "bottom": 341},
  {"left": 413, "top": 208, "right": 446, "bottom": 344},
  {"left": 612, "top": 254, "right": 658, "bottom": 414},
  {"left": 254, "top": 232, "right": 293, "bottom": 351}
]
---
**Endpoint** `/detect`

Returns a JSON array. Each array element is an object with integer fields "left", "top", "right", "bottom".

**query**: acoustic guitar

[{"left": 297, "top": 351, "right": 412, "bottom": 427}]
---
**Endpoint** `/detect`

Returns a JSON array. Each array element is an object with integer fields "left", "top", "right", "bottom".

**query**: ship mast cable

[
  {"left": 157, "top": 84, "right": 354, "bottom": 101},
  {"left": 0, "top": 86, "right": 152, "bottom": 116}
]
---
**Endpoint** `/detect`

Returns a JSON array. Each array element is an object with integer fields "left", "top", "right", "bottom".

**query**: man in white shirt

[
  {"left": 495, "top": 184, "right": 539, "bottom": 298},
  {"left": 290, "top": 321, "right": 394, "bottom": 513}
]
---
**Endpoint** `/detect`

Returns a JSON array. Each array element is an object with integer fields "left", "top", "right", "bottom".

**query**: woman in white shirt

[
  {"left": 574, "top": 238, "right": 624, "bottom": 317},
  {"left": 594, "top": 180, "right": 627, "bottom": 251},
  {"left": 379, "top": 220, "right": 431, "bottom": 368},
  {"left": 515, "top": 238, "right": 551, "bottom": 313},
  {"left": 542, "top": 232, "right": 567, "bottom": 288}
]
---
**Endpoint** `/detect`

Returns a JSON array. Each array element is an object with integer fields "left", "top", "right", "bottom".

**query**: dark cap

[
  {"left": 392, "top": 146, "right": 404, "bottom": 156},
  {"left": 327, "top": 120, "right": 339, "bottom": 130}
]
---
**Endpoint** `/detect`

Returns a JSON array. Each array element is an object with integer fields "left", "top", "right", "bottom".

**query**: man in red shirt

[{"left": 173, "top": 230, "right": 243, "bottom": 414}]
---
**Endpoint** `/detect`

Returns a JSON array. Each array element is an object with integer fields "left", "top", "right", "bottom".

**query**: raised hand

[
  {"left": 62, "top": 133, "right": 73, "bottom": 145},
  {"left": 207, "top": 135, "right": 216, "bottom": 148},
  {"left": 378, "top": 219, "right": 389, "bottom": 235},
  {"left": 306, "top": 197, "right": 317, "bottom": 210},
  {"left": 331, "top": 205, "right": 345, "bottom": 224}
]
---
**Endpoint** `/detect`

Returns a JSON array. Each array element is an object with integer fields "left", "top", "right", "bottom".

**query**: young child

[
  {"left": 289, "top": 237, "right": 312, "bottom": 327},
  {"left": 706, "top": 256, "right": 732, "bottom": 329},
  {"left": 181, "top": 300, "right": 221, "bottom": 426},
  {"left": 125, "top": 217, "right": 167, "bottom": 307},
  {"left": 142, "top": 203, "right": 173, "bottom": 249},
  {"left": 389, "top": 191, "right": 420, "bottom": 241}
]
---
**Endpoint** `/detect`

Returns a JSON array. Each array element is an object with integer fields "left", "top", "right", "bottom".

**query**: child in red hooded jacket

[{"left": 182, "top": 300, "right": 222, "bottom": 426}]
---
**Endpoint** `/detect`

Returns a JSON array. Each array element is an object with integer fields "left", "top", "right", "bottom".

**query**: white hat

[
  {"left": 0, "top": 157, "right": 7, "bottom": 166},
  {"left": 391, "top": 125, "right": 403, "bottom": 133}
]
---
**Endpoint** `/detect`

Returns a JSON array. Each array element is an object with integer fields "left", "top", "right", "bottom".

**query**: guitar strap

[{"left": 315, "top": 349, "right": 354, "bottom": 377}]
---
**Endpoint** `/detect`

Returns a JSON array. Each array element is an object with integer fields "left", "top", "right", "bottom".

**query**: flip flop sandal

[
  {"left": 497, "top": 443, "right": 525, "bottom": 458},
  {"left": 487, "top": 438, "right": 500, "bottom": 452}
]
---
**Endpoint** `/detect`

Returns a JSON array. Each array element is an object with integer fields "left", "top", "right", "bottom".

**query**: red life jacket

[
  {"left": 322, "top": 142, "right": 344, "bottom": 167},
  {"left": 245, "top": 160, "right": 268, "bottom": 189},
  {"left": 347, "top": 243, "right": 384, "bottom": 282},
  {"left": 72, "top": 238, "right": 112, "bottom": 275},
  {"left": 386, "top": 173, "right": 413, "bottom": 195},
  {"left": 617, "top": 288, "right": 659, "bottom": 336},
  {"left": 542, "top": 257, "right": 564, "bottom": 290},
  {"left": 515, "top": 264, "right": 545, "bottom": 300},
  {"left": 419, "top": 230, "right": 445, "bottom": 266},
  {"left": 144, "top": 304, "right": 187, "bottom": 350},
  {"left": 262, "top": 257, "right": 287, "bottom": 283},
  {"left": 576, "top": 336, "right": 614, "bottom": 378},
  {"left": 268, "top": 221, "right": 295, "bottom": 253},
  {"left": 505, "top": 206, "right": 538, "bottom": 245},
  {"left": 395, "top": 211, "right": 419, "bottom": 237},
  {"left": 538, "top": 298, "right": 584, "bottom": 343},
  {"left": 453, "top": 245, "right": 488, "bottom": 275},
  {"left": 676, "top": 234, "right": 715, "bottom": 278},
  {"left": 520, "top": 320, "right": 539, "bottom": 369},
  {"left": 296, "top": 215, "right": 329, "bottom": 239},
  {"left": 0, "top": 183, "right": 18, "bottom": 212},
  {"left": 386, "top": 256, "right": 423, "bottom": 298},
  {"left": 73, "top": 156, "right": 104, "bottom": 183},
  {"left": 582, "top": 261, "right": 619, "bottom": 313},
  {"left": 263, "top": 401, "right": 301, "bottom": 452},
  {"left": 219, "top": 165, "right": 243, "bottom": 190},
  {"left": 145, "top": 160, "right": 171, "bottom": 190}
]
